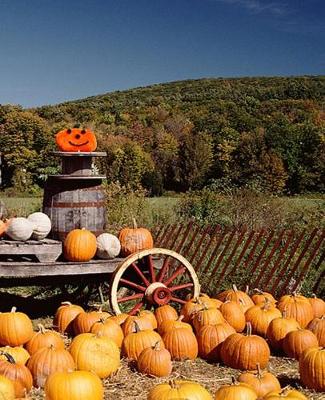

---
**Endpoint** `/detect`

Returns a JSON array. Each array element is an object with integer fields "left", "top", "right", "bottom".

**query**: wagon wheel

[{"left": 109, "top": 248, "right": 200, "bottom": 315}]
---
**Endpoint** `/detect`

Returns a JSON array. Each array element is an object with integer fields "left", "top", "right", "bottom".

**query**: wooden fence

[{"left": 152, "top": 223, "right": 325, "bottom": 298}]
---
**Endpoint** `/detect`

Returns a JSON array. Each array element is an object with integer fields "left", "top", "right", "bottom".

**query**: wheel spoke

[
  {"left": 130, "top": 262, "right": 150, "bottom": 286},
  {"left": 169, "top": 282, "right": 194, "bottom": 292},
  {"left": 117, "top": 293, "right": 144, "bottom": 303},
  {"left": 156, "top": 257, "right": 170, "bottom": 282},
  {"left": 119, "top": 278, "right": 147, "bottom": 292},
  {"left": 163, "top": 266, "right": 186, "bottom": 286},
  {"left": 129, "top": 301, "right": 145, "bottom": 315},
  {"left": 147, "top": 254, "right": 156, "bottom": 282},
  {"left": 170, "top": 296, "right": 186, "bottom": 304}
]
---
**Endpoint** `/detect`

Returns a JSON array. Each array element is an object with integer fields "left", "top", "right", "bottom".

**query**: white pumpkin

[
  {"left": 6, "top": 217, "right": 33, "bottom": 241},
  {"left": 27, "top": 212, "right": 52, "bottom": 240},
  {"left": 96, "top": 233, "right": 121, "bottom": 259}
]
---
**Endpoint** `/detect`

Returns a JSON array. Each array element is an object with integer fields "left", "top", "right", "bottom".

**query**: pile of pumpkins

[{"left": 0, "top": 288, "right": 323, "bottom": 399}]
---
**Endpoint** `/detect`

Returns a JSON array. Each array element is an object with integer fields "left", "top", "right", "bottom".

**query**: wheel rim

[{"left": 109, "top": 248, "right": 200, "bottom": 314}]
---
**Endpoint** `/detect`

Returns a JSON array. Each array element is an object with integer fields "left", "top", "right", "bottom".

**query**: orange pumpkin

[
  {"left": 55, "top": 128, "right": 97, "bottom": 152},
  {"left": 53, "top": 301, "right": 85, "bottom": 335},
  {"left": 0, "top": 307, "right": 33, "bottom": 347},
  {"left": 119, "top": 219, "right": 153, "bottom": 257},
  {"left": 0, "top": 219, "right": 11, "bottom": 237},
  {"left": 63, "top": 228, "right": 97, "bottom": 262}
]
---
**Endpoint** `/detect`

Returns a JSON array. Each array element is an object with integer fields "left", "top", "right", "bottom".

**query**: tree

[{"left": 0, "top": 110, "right": 54, "bottom": 190}]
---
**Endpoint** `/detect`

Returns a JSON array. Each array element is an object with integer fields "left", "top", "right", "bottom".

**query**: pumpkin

[
  {"left": 53, "top": 301, "right": 84, "bottom": 335},
  {"left": 251, "top": 289, "right": 277, "bottom": 306},
  {"left": 73, "top": 309, "right": 110, "bottom": 335},
  {"left": 27, "top": 345, "right": 75, "bottom": 387},
  {"left": 307, "top": 316, "right": 325, "bottom": 346},
  {"left": 220, "top": 300, "right": 246, "bottom": 332},
  {"left": 27, "top": 212, "right": 51, "bottom": 240},
  {"left": 216, "top": 284, "right": 254, "bottom": 312},
  {"left": 109, "top": 312, "right": 129, "bottom": 325},
  {"left": 122, "top": 322, "right": 164, "bottom": 361},
  {"left": 263, "top": 388, "right": 308, "bottom": 399},
  {"left": 0, "top": 307, "right": 33, "bottom": 346},
  {"left": 96, "top": 232, "right": 121, "bottom": 259},
  {"left": 5, "top": 217, "right": 33, "bottom": 241},
  {"left": 308, "top": 294, "right": 325, "bottom": 318},
  {"left": 299, "top": 346, "right": 325, "bottom": 392},
  {"left": 137, "top": 341, "right": 172, "bottom": 377},
  {"left": 245, "top": 301, "right": 282, "bottom": 337},
  {"left": 194, "top": 293, "right": 223, "bottom": 309},
  {"left": 158, "top": 315, "right": 192, "bottom": 336},
  {"left": 0, "top": 352, "right": 33, "bottom": 398},
  {"left": 69, "top": 333, "right": 120, "bottom": 378},
  {"left": 45, "top": 370, "right": 104, "bottom": 400},
  {"left": 214, "top": 380, "right": 258, "bottom": 400},
  {"left": 266, "top": 312, "right": 300, "bottom": 351},
  {"left": 0, "top": 219, "right": 11, "bottom": 237},
  {"left": 277, "top": 293, "right": 314, "bottom": 328},
  {"left": 162, "top": 327, "right": 198, "bottom": 361},
  {"left": 282, "top": 328, "right": 319, "bottom": 360},
  {"left": 0, "top": 375, "right": 15, "bottom": 400},
  {"left": 191, "top": 306, "right": 225, "bottom": 333},
  {"left": 118, "top": 218, "right": 153, "bottom": 257},
  {"left": 137, "top": 310, "right": 158, "bottom": 329},
  {"left": 180, "top": 297, "right": 206, "bottom": 322},
  {"left": 0, "top": 346, "right": 30, "bottom": 365},
  {"left": 154, "top": 304, "right": 178, "bottom": 327},
  {"left": 63, "top": 228, "right": 97, "bottom": 262},
  {"left": 25, "top": 324, "right": 64, "bottom": 355},
  {"left": 55, "top": 128, "right": 97, "bottom": 152},
  {"left": 90, "top": 318, "right": 124, "bottom": 348},
  {"left": 122, "top": 315, "right": 155, "bottom": 336},
  {"left": 220, "top": 322, "right": 270, "bottom": 370},
  {"left": 147, "top": 380, "right": 213, "bottom": 400},
  {"left": 197, "top": 323, "right": 236, "bottom": 361},
  {"left": 238, "top": 364, "right": 281, "bottom": 398}
]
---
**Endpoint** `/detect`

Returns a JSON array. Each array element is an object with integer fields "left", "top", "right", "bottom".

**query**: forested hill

[{"left": 1, "top": 76, "right": 324, "bottom": 194}]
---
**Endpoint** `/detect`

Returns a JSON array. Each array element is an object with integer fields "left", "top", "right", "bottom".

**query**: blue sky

[{"left": 0, "top": 0, "right": 324, "bottom": 107}]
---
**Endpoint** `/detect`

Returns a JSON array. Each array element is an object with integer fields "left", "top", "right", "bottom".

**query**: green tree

[{"left": 0, "top": 110, "right": 54, "bottom": 190}]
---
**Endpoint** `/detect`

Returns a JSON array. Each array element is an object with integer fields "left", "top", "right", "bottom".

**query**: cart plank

[{"left": 0, "top": 258, "right": 123, "bottom": 278}]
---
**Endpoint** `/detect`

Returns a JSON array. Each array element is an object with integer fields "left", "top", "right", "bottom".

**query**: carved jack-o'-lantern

[{"left": 55, "top": 128, "right": 97, "bottom": 152}]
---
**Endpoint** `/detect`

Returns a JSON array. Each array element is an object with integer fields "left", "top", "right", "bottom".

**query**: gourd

[
  {"left": 137, "top": 341, "right": 172, "bottom": 377},
  {"left": 238, "top": 364, "right": 281, "bottom": 398},
  {"left": 162, "top": 327, "right": 198, "bottom": 361},
  {"left": 45, "top": 370, "right": 104, "bottom": 400},
  {"left": 299, "top": 346, "right": 325, "bottom": 391},
  {"left": 63, "top": 228, "right": 97, "bottom": 262},
  {"left": 214, "top": 380, "right": 258, "bottom": 400},
  {"left": 55, "top": 128, "right": 97, "bottom": 152},
  {"left": 25, "top": 324, "right": 64, "bottom": 354},
  {"left": 53, "top": 301, "right": 84, "bottom": 335},
  {"left": 282, "top": 328, "right": 318, "bottom": 360},
  {"left": 0, "top": 307, "right": 33, "bottom": 346},
  {"left": 119, "top": 218, "right": 153, "bottom": 257},
  {"left": 147, "top": 380, "right": 213, "bottom": 400},
  {"left": 96, "top": 233, "right": 121, "bottom": 259},
  {"left": 277, "top": 293, "right": 314, "bottom": 328},
  {"left": 5, "top": 217, "right": 33, "bottom": 241},
  {"left": 27, "top": 212, "right": 51, "bottom": 240},
  {"left": 69, "top": 333, "right": 120, "bottom": 378}
]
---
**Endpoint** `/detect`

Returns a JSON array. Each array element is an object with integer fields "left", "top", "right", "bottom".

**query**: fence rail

[{"left": 153, "top": 223, "right": 325, "bottom": 298}]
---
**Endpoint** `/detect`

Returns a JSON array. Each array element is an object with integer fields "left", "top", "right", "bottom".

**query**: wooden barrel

[{"left": 43, "top": 177, "right": 106, "bottom": 241}]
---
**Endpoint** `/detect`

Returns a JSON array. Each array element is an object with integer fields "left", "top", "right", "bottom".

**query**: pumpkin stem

[
  {"left": 153, "top": 341, "right": 161, "bottom": 351},
  {"left": 0, "top": 351, "right": 16, "bottom": 364},
  {"left": 231, "top": 376, "right": 236, "bottom": 385},
  {"left": 177, "top": 315, "right": 184, "bottom": 322},
  {"left": 133, "top": 321, "right": 141, "bottom": 333},
  {"left": 10, "top": 306, "right": 17, "bottom": 313},
  {"left": 246, "top": 322, "right": 252, "bottom": 336},
  {"left": 256, "top": 363, "right": 262, "bottom": 378},
  {"left": 61, "top": 301, "right": 73, "bottom": 306},
  {"left": 253, "top": 288, "right": 263, "bottom": 294},
  {"left": 37, "top": 324, "right": 47, "bottom": 334},
  {"left": 132, "top": 218, "right": 138, "bottom": 229},
  {"left": 232, "top": 284, "right": 238, "bottom": 292},
  {"left": 245, "top": 285, "right": 249, "bottom": 294}
]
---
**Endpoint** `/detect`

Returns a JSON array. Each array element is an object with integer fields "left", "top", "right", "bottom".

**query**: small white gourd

[
  {"left": 27, "top": 212, "right": 52, "bottom": 240},
  {"left": 6, "top": 217, "right": 33, "bottom": 241},
  {"left": 96, "top": 233, "right": 121, "bottom": 259}
]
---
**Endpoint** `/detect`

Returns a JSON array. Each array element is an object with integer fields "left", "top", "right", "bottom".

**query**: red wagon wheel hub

[{"left": 144, "top": 282, "right": 172, "bottom": 306}]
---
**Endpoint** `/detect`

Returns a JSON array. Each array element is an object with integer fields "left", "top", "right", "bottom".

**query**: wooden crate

[{"left": 0, "top": 239, "right": 62, "bottom": 263}]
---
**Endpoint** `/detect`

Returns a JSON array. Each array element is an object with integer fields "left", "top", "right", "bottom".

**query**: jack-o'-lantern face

[{"left": 55, "top": 128, "right": 97, "bottom": 152}]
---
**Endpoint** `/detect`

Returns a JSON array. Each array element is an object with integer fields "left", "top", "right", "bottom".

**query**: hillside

[{"left": 1, "top": 76, "right": 324, "bottom": 194}]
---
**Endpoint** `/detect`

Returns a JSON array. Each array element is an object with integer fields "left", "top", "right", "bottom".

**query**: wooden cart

[{"left": 0, "top": 242, "right": 200, "bottom": 315}]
